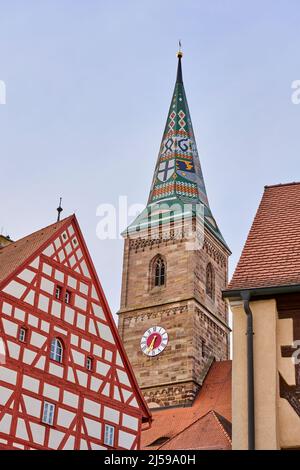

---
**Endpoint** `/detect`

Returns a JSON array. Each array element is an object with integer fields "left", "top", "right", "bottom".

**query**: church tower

[{"left": 118, "top": 50, "right": 230, "bottom": 409}]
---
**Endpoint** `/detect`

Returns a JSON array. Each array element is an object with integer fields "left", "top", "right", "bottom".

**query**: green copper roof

[{"left": 125, "top": 52, "right": 228, "bottom": 250}]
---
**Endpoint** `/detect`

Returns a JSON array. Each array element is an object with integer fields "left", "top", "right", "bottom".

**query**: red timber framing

[{"left": 0, "top": 215, "right": 151, "bottom": 450}]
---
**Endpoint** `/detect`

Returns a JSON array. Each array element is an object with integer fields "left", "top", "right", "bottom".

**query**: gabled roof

[
  {"left": 0, "top": 216, "right": 73, "bottom": 285},
  {"left": 0, "top": 215, "right": 151, "bottom": 422},
  {"left": 141, "top": 360, "right": 232, "bottom": 449},
  {"left": 157, "top": 410, "right": 231, "bottom": 450},
  {"left": 228, "top": 182, "right": 300, "bottom": 291}
]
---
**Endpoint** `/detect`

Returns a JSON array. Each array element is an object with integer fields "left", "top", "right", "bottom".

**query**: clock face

[{"left": 140, "top": 326, "right": 168, "bottom": 357}]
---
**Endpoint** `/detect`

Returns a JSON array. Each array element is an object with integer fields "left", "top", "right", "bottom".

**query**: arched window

[
  {"left": 50, "top": 338, "right": 63, "bottom": 363},
  {"left": 206, "top": 263, "right": 214, "bottom": 300},
  {"left": 151, "top": 256, "right": 166, "bottom": 288}
]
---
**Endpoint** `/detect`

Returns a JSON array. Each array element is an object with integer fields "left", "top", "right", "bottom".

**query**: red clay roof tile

[
  {"left": 157, "top": 410, "right": 231, "bottom": 450},
  {"left": 228, "top": 183, "right": 300, "bottom": 290},
  {"left": 142, "top": 360, "right": 231, "bottom": 450},
  {"left": 0, "top": 216, "right": 73, "bottom": 285}
]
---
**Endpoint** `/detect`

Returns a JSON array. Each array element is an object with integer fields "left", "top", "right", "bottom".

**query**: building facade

[
  {"left": 224, "top": 183, "right": 300, "bottom": 450},
  {"left": 118, "top": 51, "right": 231, "bottom": 410},
  {"left": 0, "top": 215, "right": 150, "bottom": 450}
]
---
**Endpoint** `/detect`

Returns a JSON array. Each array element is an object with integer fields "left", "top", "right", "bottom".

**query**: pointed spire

[
  {"left": 148, "top": 48, "right": 209, "bottom": 208},
  {"left": 56, "top": 197, "right": 63, "bottom": 222},
  {"left": 125, "top": 49, "right": 228, "bottom": 248},
  {"left": 176, "top": 41, "right": 183, "bottom": 84}
]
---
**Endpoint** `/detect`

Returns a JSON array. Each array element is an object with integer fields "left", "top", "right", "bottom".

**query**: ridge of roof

[
  {"left": 211, "top": 410, "right": 232, "bottom": 444},
  {"left": 0, "top": 215, "right": 73, "bottom": 250},
  {"left": 141, "top": 360, "right": 231, "bottom": 449},
  {"left": 0, "top": 215, "right": 74, "bottom": 285},
  {"left": 264, "top": 181, "right": 300, "bottom": 189},
  {"left": 156, "top": 409, "right": 231, "bottom": 450}
]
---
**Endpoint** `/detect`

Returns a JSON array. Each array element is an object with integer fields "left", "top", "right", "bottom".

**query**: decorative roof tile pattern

[
  {"left": 141, "top": 360, "right": 232, "bottom": 450},
  {"left": 228, "top": 182, "right": 300, "bottom": 290},
  {"left": 148, "top": 54, "right": 208, "bottom": 207},
  {"left": 125, "top": 52, "right": 228, "bottom": 249}
]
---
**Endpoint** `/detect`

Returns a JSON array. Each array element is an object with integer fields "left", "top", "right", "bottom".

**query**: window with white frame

[
  {"left": 55, "top": 285, "right": 62, "bottom": 300},
  {"left": 104, "top": 424, "right": 115, "bottom": 447},
  {"left": 19, "top": 327, "right": 27, "bottom": 342},
  {"left": 65, "top": 290, "right": 71, "bottom": 304},
  {"left": 86, "top": 356, "right": 93, "bottom": 371},
  {"left": 42, "top": 401, "right": 55, "bottom": 426},
  {"left": 50, "top": 338, "right": 63, "bottom": 363}
]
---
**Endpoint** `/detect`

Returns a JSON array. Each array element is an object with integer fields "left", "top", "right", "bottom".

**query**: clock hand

[{"left": 146, "top": 335, "right": 157, "bottom": 353}]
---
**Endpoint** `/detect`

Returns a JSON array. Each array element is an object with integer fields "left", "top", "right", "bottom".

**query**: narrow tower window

[
  {"left": 153, "top": 256, "right": 166, "bottom": 287},
  {"left": 50, "top": 338, "right": 63, "bottom": 363},
  {"left": 206, "top": 263, "right": 214, "bottom": 300}
]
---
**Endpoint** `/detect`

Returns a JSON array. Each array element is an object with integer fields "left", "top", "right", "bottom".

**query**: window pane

[
  {"left": 86, "top": 357, "right": 92, "bottom": 370},
  {"left": 153, "top": 257, "right": 165, "bottom": 287},
  {"left": 55, "top": 286, "right": 61, "bottom": 299},
  {"left": 104, "top": 425, "right": 114, "bottom": 446},
  {"left": 19, "top": 328, "right": 26, "bottom": 342},
  {"left": 50, "top": 338, "right": 63, "bottom": 363},
  {"left": 42, "top": 402, "right": 55, "bottom": 425},
  {"left": 42, "top": 403, "right": 48, "bottom": 422},
  {"left": 206, "top": 263, "right": 214, "bottom": 299},
  {"left": 65, "top": 291, "right": 71, "bottom": 304},
  {"left": 49, "top": 406, "right": 54, "bottom": 424}
]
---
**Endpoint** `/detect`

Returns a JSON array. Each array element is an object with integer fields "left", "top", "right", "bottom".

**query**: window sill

[{"left": 149, "top": 285, "right": 166, "bottom": 294}]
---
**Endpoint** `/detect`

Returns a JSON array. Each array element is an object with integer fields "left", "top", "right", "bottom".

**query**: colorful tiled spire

[
  {"left": 126, "top": 49, "right": 228, "bottom": 248},
  {"left": 148, "top": 49, "right": 209, "bottom": 207}
]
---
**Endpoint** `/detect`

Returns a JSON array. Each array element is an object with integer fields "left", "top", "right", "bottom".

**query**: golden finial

[{"left": 177, "top": 40, "right": 183, "bottom": 58}]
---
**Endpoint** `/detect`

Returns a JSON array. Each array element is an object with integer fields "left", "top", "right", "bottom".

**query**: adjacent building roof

[
  {"left": 157, "top": 411, "right": 232, "bottom": 450},
  {"left": 141, "top": 360, "right": 232, "bottom": 450},
  {"left": 228, "top": 182, "right": 300, "bottom": 291}
]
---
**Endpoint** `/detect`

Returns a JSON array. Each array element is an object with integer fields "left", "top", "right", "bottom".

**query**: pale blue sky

[{"left": 1, "top": 1, "right": 300, "bottom": 315}]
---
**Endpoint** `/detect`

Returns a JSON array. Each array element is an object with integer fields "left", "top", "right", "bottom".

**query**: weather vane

[
  {"left": 56, "top": 197, "right": 63, "bottom": 222},
  {"left": 177, "top": 40, "right": 183, "bottom": 58}
]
